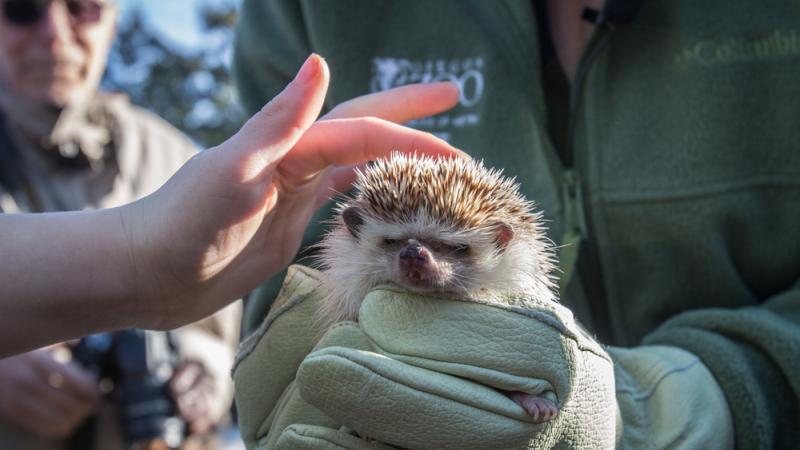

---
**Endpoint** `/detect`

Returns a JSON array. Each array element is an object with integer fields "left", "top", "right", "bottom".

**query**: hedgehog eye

[
  {"left": 439, "top": 244, "right": 470, "bottom": 256},
  {"left": 383, "top": 238, "right": 399, "bottom": 246},
  {"left": 449, "top": 244, "right": 471, "bottom": 255}
]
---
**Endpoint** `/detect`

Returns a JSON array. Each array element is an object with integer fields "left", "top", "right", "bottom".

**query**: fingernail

[{"left": 296, "top": 54, "right": 320, "bottom": 83}]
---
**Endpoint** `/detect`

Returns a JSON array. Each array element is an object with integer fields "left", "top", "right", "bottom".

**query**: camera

[{"left": 69, "top": 329, "right": 186, "bottom": 449}]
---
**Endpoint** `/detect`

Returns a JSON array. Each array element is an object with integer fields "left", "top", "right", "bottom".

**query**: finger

[
  {"left": 280, "top": 117, "right": 467, "bottom": 181},
  {"left": 7, "top": 360, "right": 90, "bottom": 416},
  {"left": 275, "top": 424, "right": 400, "bottom": 450},
  {"left": 177, "top": 387, "right": 211, "bottom": 421},
  {"left": 328, "top": 164, "right": 363, "bottom": 191},
  {"left": 174, "top": 381, "right": 215, "bottom": 435},
  {"left": 322, "top": 82, "right": 459, "bottom": 123},
  {"left": 20, "top": 377, "right": 96, "bottom": 425},
  {"left": 224, "top": 53, "right": 330, "bottom": 182},
  {"left": 10, "top": 394, "right": 84, "bottom": 438},
  {"left": 312, "top": 165, "right": 364, "bottom": 209},
  {"left": 30, "top": 353, "right": 99, "bottom": 403},
  {"left": 189, "top": 415, "right": 214, "bottom": 435},
  {"left": 298, "top": 347, "right": 537, "bottom": 449},
  {"left": 170, "top": 361, "right": 204, "bottom": 395}
]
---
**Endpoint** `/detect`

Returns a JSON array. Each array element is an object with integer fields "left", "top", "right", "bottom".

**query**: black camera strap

[
  {"left": 0, "top": 112, "right": 23, "bottom": 194},
  {"left": 0, "top": 112, "right": 51, "bottom": 213}
]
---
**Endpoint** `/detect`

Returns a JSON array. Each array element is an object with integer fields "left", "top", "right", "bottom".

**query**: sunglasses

[{"left": 1, "top": 0, "right": 106, "bottom": 26}]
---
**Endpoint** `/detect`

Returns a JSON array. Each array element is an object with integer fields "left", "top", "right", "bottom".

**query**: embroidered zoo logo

[
  {"left": 370, "top": 57, "right": 485, "bottom": 140},
  {"left": 370, "top": 57, "right": 485, "bottom": 107}
]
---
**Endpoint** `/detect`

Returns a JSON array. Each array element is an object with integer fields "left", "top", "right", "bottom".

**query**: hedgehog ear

[
  {"left": 491, "top": 222, "right": 514, "bottom": 251},
  {"left": 342, "top": 206, "right": 365, "bottom": 239}
]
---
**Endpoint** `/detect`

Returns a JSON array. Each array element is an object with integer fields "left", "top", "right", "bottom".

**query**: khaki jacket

[{"left": 0, "top": 86, "right": 240, "bottom": 449}]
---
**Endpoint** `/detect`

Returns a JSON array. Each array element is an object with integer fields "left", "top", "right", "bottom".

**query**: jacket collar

[{"left": 0, "top": 83, "right": 112, "bottom": 170}]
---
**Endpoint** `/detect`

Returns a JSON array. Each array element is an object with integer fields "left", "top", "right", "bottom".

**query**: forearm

[
  {"left": 0, "top": 206, "right": 146, "bottom": 356},
  {"left": 643, "top": 285, "right": 800, "bottom": 449}
]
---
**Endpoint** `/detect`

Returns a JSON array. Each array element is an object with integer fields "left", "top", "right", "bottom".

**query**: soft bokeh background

[
  {"left": 118, "top": 0, "right": 236, "bottom": 49},
  {"left": 108, "top": 0, "right": 245, "bottom": 148}
]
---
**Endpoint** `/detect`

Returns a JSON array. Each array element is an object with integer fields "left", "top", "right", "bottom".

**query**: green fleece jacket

[{"left": 233, "top": 1, "right": 800, "bottom": 448}]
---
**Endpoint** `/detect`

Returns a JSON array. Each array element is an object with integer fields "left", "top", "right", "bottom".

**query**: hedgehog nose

[{"left": 399, "top": 239, "right": 428, "bottom": 262}]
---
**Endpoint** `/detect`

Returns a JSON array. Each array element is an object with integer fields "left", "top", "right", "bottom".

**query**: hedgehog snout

[
  {"left": 398, "top": 240, "right": 438, "bottom": 286},
  {"left": 399, "top": 239, "right": 429, "bottom": 261}
]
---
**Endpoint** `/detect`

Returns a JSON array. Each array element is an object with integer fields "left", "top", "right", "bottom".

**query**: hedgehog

[
  {"left": 314, "top": 152, "right": 560, "bottom": 422},
  {"left": 316, "top": 152, "right": 558, "bottom": 323}
]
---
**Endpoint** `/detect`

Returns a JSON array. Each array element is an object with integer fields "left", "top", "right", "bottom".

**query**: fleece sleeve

[{"left": 643, "top": 280, "right": 800, "bottom": 449}]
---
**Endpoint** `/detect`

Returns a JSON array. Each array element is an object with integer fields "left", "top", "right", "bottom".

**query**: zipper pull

[{"left": 558, "top": 169, "right": 587, "bottom": 292}]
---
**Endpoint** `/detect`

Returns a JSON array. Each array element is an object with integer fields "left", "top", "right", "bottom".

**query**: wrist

[
  {"left": 610, "top": 345, "right": 733, "bottom": 450},
  {"left": 116, "top": 197, "right": 171, "bottom": 329},
  {"left": 0, "top": 208, "right": 146, "bottom": 354},
  {"left": 78, "top": 206, "right": 151, "bottom": 329}
]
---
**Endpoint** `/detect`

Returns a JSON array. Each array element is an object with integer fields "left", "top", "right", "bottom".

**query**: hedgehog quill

[{"left": 316, "top": 153, "right": 560, "bottom": 422}]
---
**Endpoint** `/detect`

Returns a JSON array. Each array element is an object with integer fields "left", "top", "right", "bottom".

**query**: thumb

[{"left": 227, "top": 54, "right": 330, "bottom": 182}]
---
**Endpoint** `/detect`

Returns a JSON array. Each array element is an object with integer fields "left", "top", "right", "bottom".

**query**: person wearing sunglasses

[
  {"left": 0, "top": 52, "right": 462, "bottom": 449},
  {"left": 2, "top": 0, "right": 105, "bottom": 26},
  {"left": 0, "top": 0, "right": 111, "bottom": 107},
  {"left": 0, "top": 2, "right": 245, "bottom": 449}
]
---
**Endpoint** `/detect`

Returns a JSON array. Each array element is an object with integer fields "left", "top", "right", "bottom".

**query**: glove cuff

[
  {"left": 234, "top": 265, "right": 327, "bottom": 448},
  {"left": 610, "top": 345, "right": 733, "bottom": 450}
]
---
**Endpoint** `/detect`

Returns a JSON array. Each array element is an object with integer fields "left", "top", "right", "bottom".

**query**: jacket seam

[{"left": 600, "top": 176, "right": 800, "bottom": 204}]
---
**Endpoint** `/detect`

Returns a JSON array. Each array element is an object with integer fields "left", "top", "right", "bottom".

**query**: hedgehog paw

[{"left": 508, "top": 391, "right": 559, "bottom": 423}]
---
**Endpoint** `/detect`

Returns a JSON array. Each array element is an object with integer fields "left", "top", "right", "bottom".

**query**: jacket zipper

[{"left": 562, "top": 22, "right": 615, "bottom": 344}]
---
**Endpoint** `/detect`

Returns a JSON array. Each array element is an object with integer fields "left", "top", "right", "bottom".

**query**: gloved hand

[
  {"left": 234, "top": 265, "right": 389, "bottom": 449},
  {"left": 234, "top": 265, "right": 734, "bottom": 449}
]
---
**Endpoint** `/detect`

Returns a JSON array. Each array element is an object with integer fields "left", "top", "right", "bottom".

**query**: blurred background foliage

[{"left": 103, "top": 3, "right": 245, "bottom": 148}]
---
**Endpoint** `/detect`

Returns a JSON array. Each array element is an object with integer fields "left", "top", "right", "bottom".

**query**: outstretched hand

[
  {"left": 0, "top": 54, "right": 460, "bottom": 356},
  {"left": 127, "top": 54, "right": 462, "bottom": 329}
]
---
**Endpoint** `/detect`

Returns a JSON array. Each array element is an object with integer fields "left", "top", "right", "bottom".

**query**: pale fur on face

[{"left": 315, "top": 209, "right": 556, "bottom": 328}]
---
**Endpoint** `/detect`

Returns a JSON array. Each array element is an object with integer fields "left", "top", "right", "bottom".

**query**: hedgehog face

[
  {"left": 316, "top": 154, "right": 557, "bottom": 326},
  {"left": 341, "top": 204, "right": 515, "bottom": 294}
]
